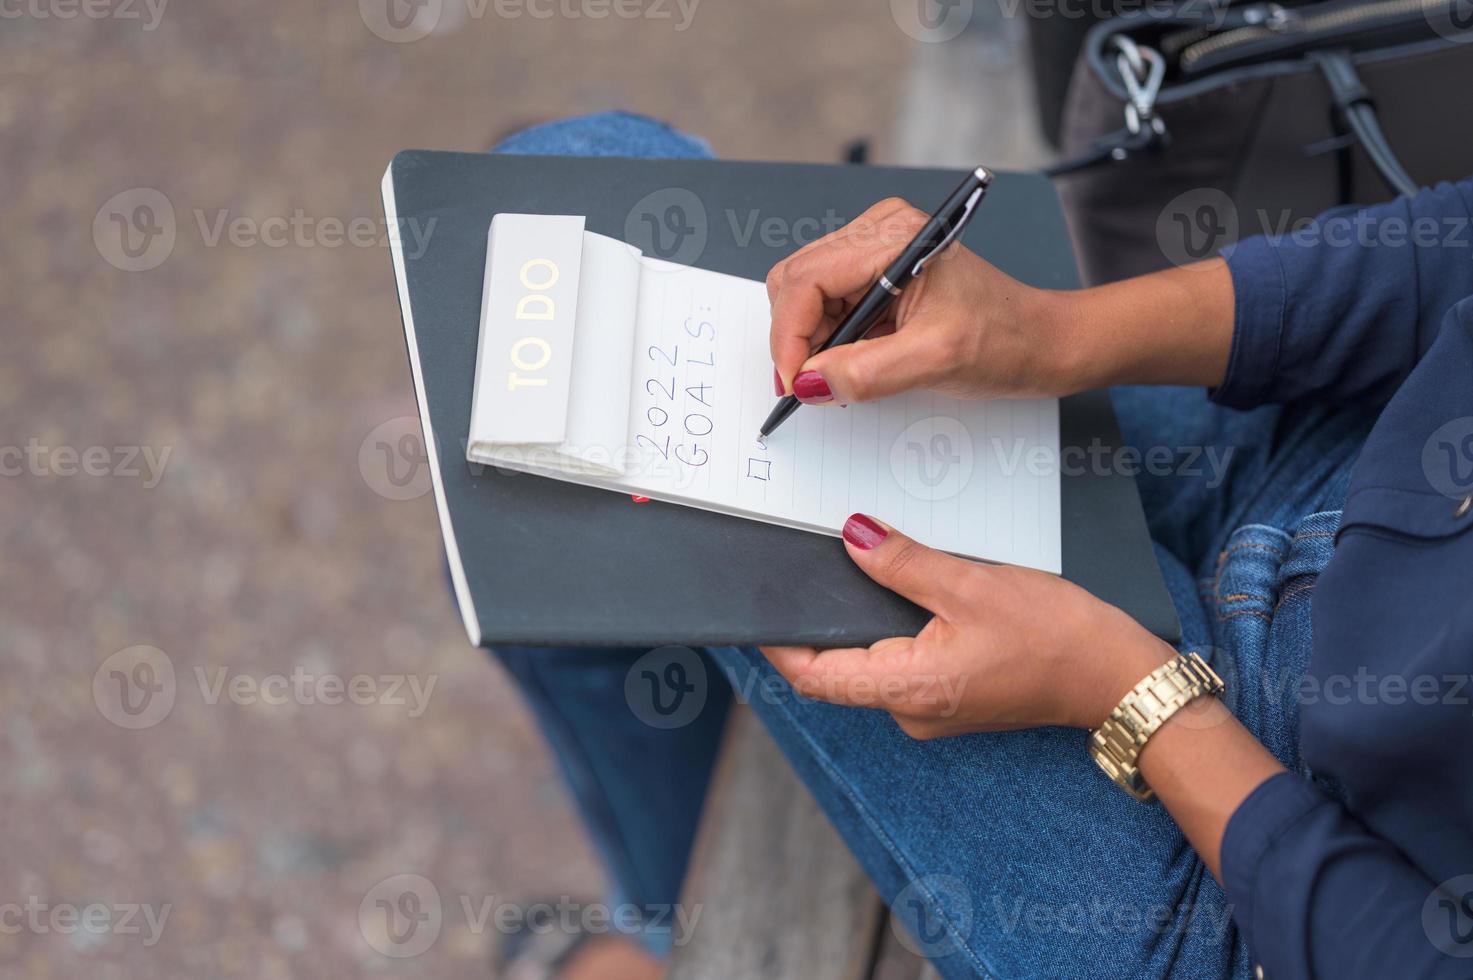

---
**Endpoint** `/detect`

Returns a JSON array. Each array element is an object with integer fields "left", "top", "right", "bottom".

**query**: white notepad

[{"left": 467, "top": 213, "right": 1061, "bottom": 573}]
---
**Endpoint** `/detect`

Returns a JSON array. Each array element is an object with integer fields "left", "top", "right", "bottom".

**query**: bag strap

[
  {"left": 1047, "top": 32, "right": 1423, "bottom": 198},
  {"left": 1308, "top": 48, "right": 1420, "bottom": 198}
]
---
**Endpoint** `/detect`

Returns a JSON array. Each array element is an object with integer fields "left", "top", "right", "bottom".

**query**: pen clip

[{"left": 910, "top": 186, "right": 984, "bottom": 277}]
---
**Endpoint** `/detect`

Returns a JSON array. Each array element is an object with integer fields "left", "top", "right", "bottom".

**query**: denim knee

[{"left": 492, "top": 110, "right": 713, "bottom": 160}]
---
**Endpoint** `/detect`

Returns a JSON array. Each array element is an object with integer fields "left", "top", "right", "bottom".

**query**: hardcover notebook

[
  {"left": 380, "top": 151, "right": 1179, "bottom": 648},
  {"left": 468, "top": 212, "right": 1061, "bottom": 572}
]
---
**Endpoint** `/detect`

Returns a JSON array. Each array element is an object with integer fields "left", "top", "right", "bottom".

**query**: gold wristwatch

[{"left": 1089, "top": 652, "right": 1224, "bottom": 802}]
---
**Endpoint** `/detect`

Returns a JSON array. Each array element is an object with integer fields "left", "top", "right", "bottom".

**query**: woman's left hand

[{"left": 759, "top": 515, "right": 1175, "bottom": 737}]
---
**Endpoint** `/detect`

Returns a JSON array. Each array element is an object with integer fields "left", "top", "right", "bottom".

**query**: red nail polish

[
  {"left": 842, "top": 513, "right": 887, "bottom": 550},
  {"left": 773, "top": 368, "right": 784, "bottom": 396},
  {"left": 793, "top": 370, "right": 833, "bottom": 404}
]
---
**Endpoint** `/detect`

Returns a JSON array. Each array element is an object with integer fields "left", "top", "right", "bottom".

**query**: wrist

[
  {"left": 1045, "top": 261, "right": 1236, "bottom": 391},
  {"left": 1077, "top": 630, "right": 1176, "bottom": 730},
  {"left": 1032, "top": 288, "right": 1119, "bottom": 395}
]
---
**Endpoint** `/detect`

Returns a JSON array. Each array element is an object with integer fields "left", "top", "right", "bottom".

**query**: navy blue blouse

[{"left": 1215, "top": 178, "right": 1473, "bottom": 977}]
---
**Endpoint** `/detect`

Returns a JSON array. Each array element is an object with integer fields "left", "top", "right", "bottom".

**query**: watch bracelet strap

[{"left": 1089, "top": 652, "right": 1224, "bottom": 802}]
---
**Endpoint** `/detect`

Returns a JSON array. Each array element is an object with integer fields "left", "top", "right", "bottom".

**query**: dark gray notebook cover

[{"left": 381, "top": 151, "right": 1179, "bottom": 648}]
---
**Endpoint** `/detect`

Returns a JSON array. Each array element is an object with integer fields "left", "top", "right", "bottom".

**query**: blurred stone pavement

[{"left": 0, "top": 3, "right": 1047, "bottom": 977}]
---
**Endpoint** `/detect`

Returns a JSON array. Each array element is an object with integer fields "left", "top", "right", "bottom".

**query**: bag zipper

[{"left": 1178, "top": 0, "right": 1452, "bottom": 71}]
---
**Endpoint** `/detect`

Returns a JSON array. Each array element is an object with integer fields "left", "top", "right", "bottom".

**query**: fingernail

[
  {"left": 773, "top": 368, "right": 785, "bottom": 396},
  {"left": 842, "top": 513, "right": 887, "bottom": 550},
  {"left": 793, "top": 370, "right": 833, "bottom": 404}
]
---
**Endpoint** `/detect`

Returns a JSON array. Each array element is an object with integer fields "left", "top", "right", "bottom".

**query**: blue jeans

[{"left": 487, "top": 112, "right": 1375, "bottom": 978}]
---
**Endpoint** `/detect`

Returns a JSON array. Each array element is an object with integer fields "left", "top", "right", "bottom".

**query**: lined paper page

[{"left": 621, "top": 256, "right": 1061, "bottom": 572}]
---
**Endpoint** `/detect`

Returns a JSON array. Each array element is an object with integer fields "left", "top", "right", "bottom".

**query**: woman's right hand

[
  {"left": 767, "top": 198, "right": 1079, "bottom": 405},
  {"left": 766, "top": 198, "right": 1236, "bottom": 405}
]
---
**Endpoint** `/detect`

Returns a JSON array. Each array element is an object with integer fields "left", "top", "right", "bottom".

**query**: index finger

[{"left": 766, "top": 200, "right": 924, "bottom": 382}]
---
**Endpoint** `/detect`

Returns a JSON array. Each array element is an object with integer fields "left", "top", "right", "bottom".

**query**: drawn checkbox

[{"left": 745, "top": 458, "right": 772, "bottom": 481}]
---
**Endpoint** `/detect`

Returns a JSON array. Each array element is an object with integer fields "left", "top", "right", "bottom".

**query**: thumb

[
  {"left": 840, "top": 514, "right": 968, "bottom": 616},
  {"left": 799, "top": 328, "right": 943, "bottom": 405}
]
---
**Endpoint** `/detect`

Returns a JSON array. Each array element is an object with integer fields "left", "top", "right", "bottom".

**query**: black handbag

[{"left": 1048, "top": 0, "right": 1473, "bottom": 284}]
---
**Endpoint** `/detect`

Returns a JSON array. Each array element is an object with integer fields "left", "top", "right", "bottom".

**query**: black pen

[{"left": 757, "top": 165, "right": 994, "bottom": 441}]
